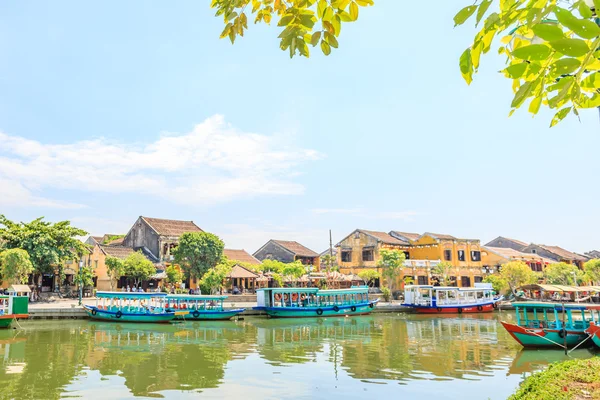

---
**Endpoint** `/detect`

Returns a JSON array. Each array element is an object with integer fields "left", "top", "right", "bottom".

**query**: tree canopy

[
  {"left": 105, "top": 256, "right": 125, "bottom": 291},
  {"left": 431, "top": 261, "right": 454, "bottom": 286},
  {"left": 544, "top": 262, "right": 585, "bottom": 285},
  {"left": 500, "top": 261, "right": 538, "bottom": 293},
  {"left": 377, "top": 249, "right": 406, "bottom": 291},
  {"left": 455, "top": 0, "right": 600, "bottom": 126},
  {"left": 0, "top": 248, "right": 34, "bottom": 284},
  {"left": 123, "top": 252, "right": 156, "bottom": 287},
  {"left": 0, "top": 215, "right": 87, "bottom": 275},
  {"left": 483, "top": 273, "right": 509, "bottom": 294},
  {"left": 200, "top": 262, "right": 232, "bottom": 294},
  {"left": 358, "top": 269, "right": 380, "bottom": 287},
  {"left": 212, "top": 0, "right": 374, "bottom": 58},
  {"left": 172, "top": 232, "right": 224, "bottom": 279},
  {"left": 584, "top": 258, "right": 600, "bottom": 284},
  {"left": 165, "top": 265, "right": 184, "bottom": 286}
]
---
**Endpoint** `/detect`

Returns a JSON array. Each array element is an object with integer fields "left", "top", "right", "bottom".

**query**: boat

[
  {"left": 83, "top": 291, "right": 181, "bottom": 323},
  {"left": 584, "top": 305, "right": 600, "bottom": 348},
  {"left": 402, "top": 283, "right": 502, "bottom": 314},
  {"left": 0, "top": 295, "right": 28, "bottom": 329},
  {"left": 501, "top": 302, "right": 596, "bottom": 349},
  {"left": 166, "top": 294, "right": 244, "bottom": 320},
  {"left": 253, "top": 286, "right": 378, "bottom": 318}
]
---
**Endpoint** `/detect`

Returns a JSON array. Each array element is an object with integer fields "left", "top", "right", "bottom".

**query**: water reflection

[{"left": 0, "top": 314, "right": 596, "bottom": 399}]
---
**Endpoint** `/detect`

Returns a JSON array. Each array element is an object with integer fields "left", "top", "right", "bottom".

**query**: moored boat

[
  {"left": 166, "top": 294, "right": 244, "bottom": 320},
  {"left": 83, "top": 291, "right": 181, "bottom": 323},
  {"left": 584, "top": 305, "right": 600, "bottom": 348},
  {"left": 502, "top": 302, "right": 596, "bottom": 349},
  {"left": 253, "top": 286, "right": 377, "bottom": 318},
  {"left": 0, "top": 295, "right": 28, "bottom": 329},
  {"left": 402, "top": 284, "right": 502, "bottom": 314}
]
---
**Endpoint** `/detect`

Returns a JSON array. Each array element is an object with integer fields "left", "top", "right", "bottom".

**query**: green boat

[
  {"left": 166, "top": 294, "right": 244, "bottom": 320},
  {"left": 0, "top": 295, "right": 29, "bottom": 329},
  {"left": 83, "top": 291, "right": 181, "bottom": 323},
  {"left": 501, "top": 302, "right": 598, "bottom": 349},
  {"left": 253, "top": 286, "right": 378, "bottom": 318}
]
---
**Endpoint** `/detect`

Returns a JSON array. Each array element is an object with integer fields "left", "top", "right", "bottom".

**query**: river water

[{"left": 0, "top": 313, "right": 597, "bottom": 399}]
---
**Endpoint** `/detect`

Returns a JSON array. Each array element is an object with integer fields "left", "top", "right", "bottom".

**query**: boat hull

[
  {"left": 84, "top": 306, "right": 176, "bottom": 323},
  {"left": 413, "top": 303, "right": 495, "bottom": 314},
  {"left": 174, "top": 309, "right": 244, "bottom": 321},
  {"left": 0, "top": 315, "right": 14, "bottom": 328},
  {"left": 501, "top": 321, "right": 589, "bottom": 348},
  {"left": 586, "top": 322, "right": 600, "bottom": 348},
  {"left": 254, "top": 302, "right": 377, "bottom": 318}
]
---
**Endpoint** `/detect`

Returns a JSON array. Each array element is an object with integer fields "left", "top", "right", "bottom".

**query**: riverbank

[{"left": 509, "top": 358, "right": 600, "bottom": 400}]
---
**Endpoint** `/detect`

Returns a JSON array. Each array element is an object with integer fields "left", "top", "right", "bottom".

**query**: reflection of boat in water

[
  {"left": 406, "top": 316, "right": 499, "bottom": 343},
  {"left": 508, "top": 349, "right": 597, "bottom": 375},
  {"left": 84, "top": 292, "right": 179, "bottom": 323}
]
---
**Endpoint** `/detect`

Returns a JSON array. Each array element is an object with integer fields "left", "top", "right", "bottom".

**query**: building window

[
  {"left": 403, "top": 251, "right": 410, "bottom": 260},
  {"left": 354, "top": 232, "right": 360, "bottom": 239},
  {"left": 457, "top": 250, "right": 465, "bottom": 262},
  {"left": 362, "top": 249, "right": 374, "bottom": 262},
  {"left": 341, "top": 251, "right": 352, "bottom": 262},
  {"left": 94, "top": 260, "right": 98, "bottom": 269},
  {"left": 444, "top": 250, "right": 452, "bottom": 261},
  {"left": 531, "top": 249, "right": 536, "bottom": 254},
  {"left": 449, "top": 276, "right": 457, "bottom": 287},
  {"left": 474, "top": 276, "right": 483, "bottom": 283},
  {"left": 471, "top": 251, "right": 481, "bottom": 261},
  {"left": 417, "top": 276, "right": 428, "bottom": 285},
  {"left": 461, "top": 276, "right": 471, "bottom": 287}
]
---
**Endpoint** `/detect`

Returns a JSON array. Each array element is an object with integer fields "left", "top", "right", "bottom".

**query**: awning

[
  {"left": 519, "top": 284, "right": 590, "bottom": 292},
  {"left": 8, "top": 285, "right": 31, "bottom": 293}
]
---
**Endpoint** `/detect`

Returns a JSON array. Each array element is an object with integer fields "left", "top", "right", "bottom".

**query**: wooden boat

[
  {"left": 253, "top": 286, "right": 377, "bottom": 318},
  {"left": 402, "top": 284, "right": 502, "bottom": 314},
  {"left": 0, "top": 295, "right": 28, "bottom": 328},
  {"left": 584, "top": 305, "right": 600, "bottom": 348},
  {"left": 166, "top": 294, "right": 244, "bottom": 320},
  {"left": 83, "top": 291, "right": 181, "bottom": 323},
  {"left": 501, "top": 302, "right": 597, "bottom": 349}
]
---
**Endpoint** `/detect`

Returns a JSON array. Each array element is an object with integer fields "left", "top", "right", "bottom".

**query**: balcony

[{"left": 403, "top": 259, "right": 441, "bottom": 268}]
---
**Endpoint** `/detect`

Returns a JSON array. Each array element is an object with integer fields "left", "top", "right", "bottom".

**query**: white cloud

[
  {"left": 0, "top": 115, "right": 322, "bottom": 208},
  {"left": 311, "top": 208, "right": 419, "bottom": 220}
]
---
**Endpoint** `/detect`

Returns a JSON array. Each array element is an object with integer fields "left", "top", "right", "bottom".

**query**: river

[{"left": 0, "top": 312, "right": 597, "bottom": 399}]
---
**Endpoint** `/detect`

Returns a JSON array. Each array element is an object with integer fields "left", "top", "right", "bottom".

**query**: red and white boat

[{"left": 402, "top": 284, "right": 503, "bottom": 314}]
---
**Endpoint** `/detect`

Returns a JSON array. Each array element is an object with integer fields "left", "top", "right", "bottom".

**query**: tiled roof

[
  {"left": 485, "top": 246, "right": 555, "bottom": 264},
  {"left": 389, "top": 231, "right": 421, "bottom": 242},
  {"left": 223, "top": 249, "right": 261, "bottom": 265},
  {"left": 423, "top": 232, "right": 457, "bottom": 240},
  {"left": 99, "top": 245, "right": 137, "bottom": 259},
  {"left": 272, "top": 240, "right": 319, "bottom": 257},
  {"left": 90, "top": 236, "right": 103, "bottom": 244},
  {"left": 503, "top": 237, "right": 529, "bottom": 247},
  {"left": 228, "top": 264, "right": 259, "bottom": 279},
  {"left": 141, "top": 216, "right": 203, "bottom": 237},
  {"left": 106, "top": 237, "right": 124, "bottom": 246},
  {"left": 360, "top": 230, "right": 409, "bottom": 245},
  {"left": 538, "top": 245, "right": 587, "bottom": 262}
]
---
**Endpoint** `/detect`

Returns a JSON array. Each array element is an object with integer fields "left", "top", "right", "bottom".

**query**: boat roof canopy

[
  {"left": 317, "top": 288, "right": 369, "bottom": 295},
  {"left": 405, "top": 285, "right": 492, "bottom": 291},
  {"left": 96, "top": 291, "right": 168, "bottom": 299},
  {"left": 257, "top": 288, "right": 319, "bottom": 293},
  {"left": 166, "top": 294, "right": 227, "bottom": 300},
  {"left": 512, "top": 301, "right": 588, "bottom": 310},
  {"left": 518, "top": 284, "right": 600, "bottom": 292}
]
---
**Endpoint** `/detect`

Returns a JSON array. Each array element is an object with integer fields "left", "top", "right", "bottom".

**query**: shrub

[{"left": 381, "top": 287, "right": 391, "bottom": 302}]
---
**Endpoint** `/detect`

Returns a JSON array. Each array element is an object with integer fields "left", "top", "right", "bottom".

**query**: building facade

[
  {"left": 520, "top": 244, "right": 587, "bottom": 268},
  {"left": 484, "top": 236, "right": 528, "bottom": 251},
  {"left": 253, "top": 240, "right": 320, "bottom": 269}
]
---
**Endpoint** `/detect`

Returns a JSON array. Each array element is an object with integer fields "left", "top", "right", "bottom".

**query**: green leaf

[
  {"left": 529, "top": 95, "right": 542, "bottom": 115},
  {"left": 511, "top": 81, "right": 534, "bottom": 108},
  {"left": 459, "top": 48, "right": 473, "bottom": 85},
  {"left": 550, "top": 107, "right": 571, "bottom": 127},
  {"left": 317, "top": 0, "right": 327, "bottom": 18},
  {"left": 321, "top": 40, "right": 331, "bottom": 55},
  {"left": 511, "top": 44, "right": 552, "bottom": 60},
  {"left": 549, "top": 38, "right": 590, "bottom": 57},
  {"left": 581, "top": 72, "right": 600, "bottom": 88},
  {"left": 476, "top": 0, "right": 492, "bottom": 26},
  {"left": 310, "top": 31, "right": 321, "bottom": 47},
  {"left": 595, "top": 0, "right": 600, "bottom": 15},
  {"left": 503, "top": 63, "right": 528, "bottom": 79},
  {"left": 278, "top": 15, "right": 294, "bottom": 26},
  {"left": 325, "top": 32, "right": 339, "bottom": 48},
  {"left": 349, "top": 2, "right": 359, "bottom": 21},
  {"left": 549, "top": 58, "right": 581, "bottom": 76},
  {"left": 555, "top": 7, "right": 600, "bottom": 39},
  {"left": 579, "top": 1, "right": 594, "bottom": 19},
  {"left": 454, "top": 6, "right": 477, "bottom": 27},
  {"left": 532, "top": 24, "right": 565, "bottom": 41}
]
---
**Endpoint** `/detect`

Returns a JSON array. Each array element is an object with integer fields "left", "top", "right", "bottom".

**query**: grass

[{"left": 509, "top": 358, "right": 600, "bottom": 400}]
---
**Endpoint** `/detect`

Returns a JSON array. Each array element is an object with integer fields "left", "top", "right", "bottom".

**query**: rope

[
  {"left": 568, "top": 334, "right": 591, "bottom": 354},
  {"left": 523, "top": 328, "right": 567, "bottom": 349},
  {"left": 13, "top": 317, "right": 24, "bottom": 330}
]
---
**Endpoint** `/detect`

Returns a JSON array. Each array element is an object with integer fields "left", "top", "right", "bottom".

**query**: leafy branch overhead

[
  {"left": 211, "top": 0, "right": 374, "bottom": 58},
  {"left": 455, "top": 0, "right": 600, "bottom": 126}
]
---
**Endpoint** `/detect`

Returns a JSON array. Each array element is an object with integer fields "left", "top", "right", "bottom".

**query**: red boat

[{"left": 402, "top": 284, "right": 502, "bottom": 314}]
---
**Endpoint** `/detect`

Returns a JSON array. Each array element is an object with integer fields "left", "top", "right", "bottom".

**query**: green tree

[
  {"left": 172, "top": 232, "right": 224, "bottom": 280},
  {"left": 165, "top": 265, "right": 184, "bottom": 286},
  {"left": 483, "top": 274, "right": 509, "bottom": 295},
  {"left": 500, "top": 261, "right": 538, "bottom": 294},
  {"left": 281, "top": 261, "right": 307, "bottom": 287},
  {"left": 0, "top": 215, "right": 87, "bottom": 284},
  {"left": 584, "top": 258, "right": 600, "bottom": 284},
  {"left": 455, "top": 0, "right": 600, "bottom": 126},
  {"left": 200, "top": 263, "right": 232, "bottom": 294},
  {"left": 544, "top": 262, "right": 585, "bottom": 285},
  {"left": 431, "top": 261, "right": 454, "bottom": 286},
  {"left": 212, "top": 0, "right": 374, "bottom": 58},
  {"left": 320, "top": 253, "right": 337, "bottom": 272},
  {"left": 0, "top": 248, "right": 34, "bottom": 284},
  {"left": 74, "top": 265, "right": 94, "bottom": 305},
  {"left": 123, "top": 252, "right": 156, "bottom": 288},
  {"left": 105, "top": 256, "right": 125, "bottom": 291},
  {"left": 377, "top": 249, "right": 406, "bottom": 292},
  {"left": 358, "top": 269, "right": 380, "bottom": 287}
]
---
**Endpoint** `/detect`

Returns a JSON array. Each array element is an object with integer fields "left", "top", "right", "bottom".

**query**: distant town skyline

[{"left": 1, "top": 1, "right": 598, "bottom": 254}]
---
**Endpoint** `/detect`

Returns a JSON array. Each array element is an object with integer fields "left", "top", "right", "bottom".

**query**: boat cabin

[
  {"left": 513, "top": 302, "right": 599, "bottom": 330},
  {"left": 256, "top": 286, "right": 370, "bottom": 308},
  {"left": 166, "top": 295, "right": 228, "bottom": 311},
  {"left": 404, "top": 284, "right": 496, "bottom": 307},
  {"left": 0, "top": 296, "right": 10, "bottom": 316},
  {"left": 95, "top": 291, "right": 169, "bottom": 313}
]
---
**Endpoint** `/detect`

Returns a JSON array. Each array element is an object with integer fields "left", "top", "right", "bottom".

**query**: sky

[{"left": 0, "top": 1, "right": 598, "bottom": 255}]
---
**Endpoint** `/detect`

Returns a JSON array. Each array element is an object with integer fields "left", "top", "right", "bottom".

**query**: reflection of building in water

[
  {"left": 341, "top": 317, "right": 514, "bottom": 382},
  {"left": 0, "top": 338, "right": 27, "bottom": 374}
]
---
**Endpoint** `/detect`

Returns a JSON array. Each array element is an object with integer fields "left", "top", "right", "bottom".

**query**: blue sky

[{"left": 0, "top": 1, "right": 598, "bottom": 254}]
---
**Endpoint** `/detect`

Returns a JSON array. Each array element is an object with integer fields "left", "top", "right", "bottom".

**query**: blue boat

[
  {"left": 253, "top": 286, "right": 378, "bottom": 318},
  {"left": 83, "top": 291, "right": 181, "bottom": 323},
  {"left": 166, "top": 295, "right": 244, "bottom": 320}
]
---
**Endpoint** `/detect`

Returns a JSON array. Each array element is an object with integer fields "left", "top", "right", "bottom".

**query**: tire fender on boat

[
  {"left": 436, "top": 307, "right": 442, "bottom": 313},
  {"left": 316, "top": 308, "right": 323, "bottom": 316},
  {"left": 115, "top": 311, "right": 123, "bottom": 319},
  {"left": 369, "top": 303, "right": 374, "bottom": 309},
  {"left": 558, "top": 328, "right": 567, "bottom": 338},
  {"left": 477, "top": 305, "right": 483, "bottom": 311},
  {"left": 91, "top": 309, "right": 97, "bottom": 316},
  {"left": 333, "top": 305, "right": 340, "bottom": 312},
  {"left": 351, "top": 306, "right": 357, "bottom": 312},
  {"left": 457, "top": 308, "right": 463, "bottom": 314},
  {"left": 493, "top": 302, "right": 498, "bottom": 309},
  {"left": 192, "top": 310, "right": 200, "bottom": 318}
]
